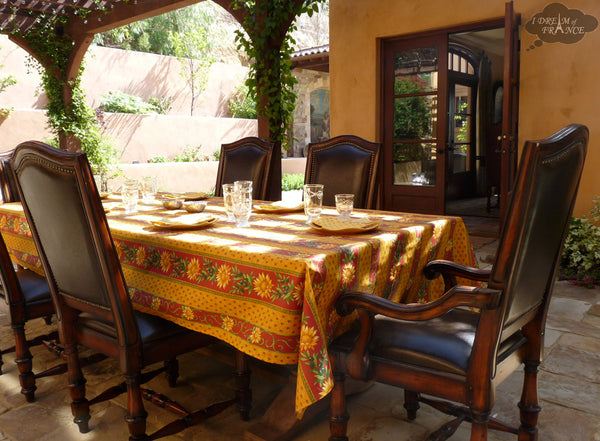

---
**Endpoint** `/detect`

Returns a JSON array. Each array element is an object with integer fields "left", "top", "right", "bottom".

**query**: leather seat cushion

[
  {"left": 331, "top": 308, "right": 479, "bottom": 375},
  {"left": 16, "top": 268, "right": 52, "bottom": 304},
  {"left": 77, "top": 310, "right": 194, "bottom": 345}
]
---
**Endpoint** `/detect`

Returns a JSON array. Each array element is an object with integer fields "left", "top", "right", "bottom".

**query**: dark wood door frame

[{"left": 379, "top": 13, "right": 519, "bottom": 216}]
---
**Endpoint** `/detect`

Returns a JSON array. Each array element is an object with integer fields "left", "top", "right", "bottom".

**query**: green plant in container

[{"left": 560, "top": 196, "right": 600, "bottom": 287}]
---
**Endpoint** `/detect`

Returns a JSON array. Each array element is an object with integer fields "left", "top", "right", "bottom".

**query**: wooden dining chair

[
  {"left": 0, "top": 223, "right": 57, "bottom": 401},
  {"left": 0, "top": 150, "right": 20, "bottom": 204},
  {"left": 214, "top": 136, "right": 274, "bottom": 200},
  {"left": 327, "top": 124, "right": 588, "bottom": 441},
  {"left": 10, "top": 141, "right": 251, "bottom": 440},
  {"left": 304, "top": 135, "right": 380, "bottom": 209}
]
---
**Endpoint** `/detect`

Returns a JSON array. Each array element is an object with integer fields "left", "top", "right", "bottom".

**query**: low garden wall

[
  {"left": 116, "top": 157, "right": 307, "bottom": 194},
  {"left": 0, "top": 109, "right": 257, "bottom": 163}
]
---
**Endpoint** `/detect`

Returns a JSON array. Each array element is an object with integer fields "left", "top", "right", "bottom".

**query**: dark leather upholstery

[
  {"left": 214, "top": 137, "right": 273, "bottom": 200},
  {"left": 0, "top": 150, "right": 19, "bottom": 203},
  {"left": 304, "top": 135, "right": 380, "bottom": 209},
  {"left": 11, "top": 141, "right": 249, "bottom": 439},
  {"left": 0, "top": 222, "right": 54, "bottom": 402},
  {"left": 328, "top": 124, "right": 589, "bottom": 441}
]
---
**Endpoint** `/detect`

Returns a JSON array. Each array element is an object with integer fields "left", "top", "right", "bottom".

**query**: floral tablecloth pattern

[{"left": 0, "top": 199, "right": 476, "bottom": 415}]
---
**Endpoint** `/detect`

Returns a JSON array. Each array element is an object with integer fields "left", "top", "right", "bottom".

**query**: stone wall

[{"left": 290, "top": 69, "right": 330, "bottom": 157}]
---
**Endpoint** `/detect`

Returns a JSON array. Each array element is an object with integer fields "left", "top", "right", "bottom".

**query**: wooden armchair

[
  {"left": 214, "top": 136, "right": 274, "bottom": 200},
  {"left": 304, "top": 135, "right": 380, "bottom": 209},
  {"left": 328, "top": 124, "right": 588, "bottom": 441},
  {"left": 11, "top": 141, "right": 251, "bottom": 440}
]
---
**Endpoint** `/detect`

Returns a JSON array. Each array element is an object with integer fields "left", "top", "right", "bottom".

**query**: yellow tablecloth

[{"left": 0, "top": 198, "right": 477, "bottom": 415}]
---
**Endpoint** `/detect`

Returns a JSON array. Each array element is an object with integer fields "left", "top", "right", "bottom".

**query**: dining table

[{"left": 0, "top": 195, "right": 478, "bottom": 439}]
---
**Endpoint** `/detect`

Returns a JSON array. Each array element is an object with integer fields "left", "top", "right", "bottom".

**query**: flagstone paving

[{"left": 1, "top": 238, "right": 599, "bottom": 441}]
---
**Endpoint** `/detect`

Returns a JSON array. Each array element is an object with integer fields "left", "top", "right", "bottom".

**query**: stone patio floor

[{"left": 1, "top": 230, "right": 599, "bottom": 441}]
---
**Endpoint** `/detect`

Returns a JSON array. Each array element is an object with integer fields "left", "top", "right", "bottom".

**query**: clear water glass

[
  {"left": 303, "top": 184, "right": 323, "bottom": 224},
  {"left": 335, "top": 193, "right": 354, "bottom": 217},
  {"left": 122, "top": 179, "right": 140, "bottom": 214},
  {"left": 233, "top": 180, "right": 253, "bottom": 228},
  {"left": 141, "top": 176, "right": 157, "bottom": 203},
  {"left": 222, "top": 183, "right": 236, "bottom": 222}
]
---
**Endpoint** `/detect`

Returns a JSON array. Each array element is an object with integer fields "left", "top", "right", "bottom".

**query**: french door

[
  {"left": 382, "top": 33, "right": 448, "bottom": 214},
  {"left": 381, "top": 1, "right": 519, "bottom": 217}
]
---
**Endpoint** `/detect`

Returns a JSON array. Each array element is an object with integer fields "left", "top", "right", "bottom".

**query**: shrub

[
  {"left": 148, "top": 95, "right": 173, "bottom": 114},
  {"left": 173, "top": 145, "right": 207, "bottom": 162},
  {"left": 282, "top": 173, "right": 304, "bottom": 191},
  {"left": 148, "top": 156, "right": 167, "bottom": 163},
  {"left": 99, "top": 91, "right": 172, "bottom": 114},
  {"left": 560, "top": 196, "right": 600, "bottom": 287},
  {"left": 228, "top": 83, "right": 257, "bottom": 119}
]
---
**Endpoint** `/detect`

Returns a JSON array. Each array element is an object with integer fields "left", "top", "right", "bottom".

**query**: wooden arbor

[{"left": 0, "top": 0, "right": 314, "bottom": 200}]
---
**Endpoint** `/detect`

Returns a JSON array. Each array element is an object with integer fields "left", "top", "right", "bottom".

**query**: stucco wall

[
  {"left": 329, "top": 0, "right": 600, "bottom": 217},
  {"left": 0, "top": 35, "right": 249, "bottom": 117},
  {"left": 0, "top": 35, "right": 257, "bottom": 161}
]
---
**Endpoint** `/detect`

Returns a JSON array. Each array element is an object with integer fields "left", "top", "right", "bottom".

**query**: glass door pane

[{"left": 392, "top": 47, "right": 438, "bottom": 187}]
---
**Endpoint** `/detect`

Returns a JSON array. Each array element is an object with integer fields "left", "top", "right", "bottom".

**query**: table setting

[{"left": 0, "top": 178, "right": 478, "bottom": 418}]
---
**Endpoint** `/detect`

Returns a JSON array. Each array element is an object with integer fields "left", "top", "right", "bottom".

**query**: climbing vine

[
  {"left": 232, "top": 0, "right": 325, "bottom": 149},
  {"left": 14, "top": 14, "right": 117, "bottom": 179}
]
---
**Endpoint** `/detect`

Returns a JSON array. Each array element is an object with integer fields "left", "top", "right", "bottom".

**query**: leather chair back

[
  {"left": 0, "top": 150, "right": 19, "bottom": 203},
  {"left": 214, "top": 137, "right": 273, "bottom": 200},
  {"left": 11, "top": 142, "right": 140, "bottom": 360},
  {"left": 491, "top": 124, "right": 588, "bottom": 338},
  {"left": 304, "top": 135, "right": 380, "bottom": 209}
]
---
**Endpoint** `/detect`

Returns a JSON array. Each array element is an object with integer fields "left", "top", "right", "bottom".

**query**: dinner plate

[
  {"left": 254, "top": 201, "right": 304, "bottom": 213},
  {"left": 149, "top": 215, "right": 217, "bottom": 230},
  {"left": 158, "top": 191, "right": 210, "bottom": 201},
  {"left": 310, "top": 216, "right": 379, "bottom": 234}
]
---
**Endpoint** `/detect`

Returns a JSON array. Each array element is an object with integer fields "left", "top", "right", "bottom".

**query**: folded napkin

[
  {"left": 159, "top": 191, "right": 210, "bottom": 201},
  {"left": 150, "top": 214, "right": 217, "bottom": 230},
  {"left": 310, "top": 216, "right": 379, "bottom": 234},
  {"left": 102, "top": 202, "right": 119, "bottom": 213},
  {"left": 254, "top": 200, "right": 304, "bottom": 213}
]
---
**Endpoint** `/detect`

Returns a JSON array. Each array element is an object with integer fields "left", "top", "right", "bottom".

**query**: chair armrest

[
  {"left": 423, "top": 259, "right": 491, "bottom": 291},
  {"left": 334, "top": 287, "right": 502, "bottom": 380},
  {"left": 336, "top": 285, "right": 501, "bottom": 322}
]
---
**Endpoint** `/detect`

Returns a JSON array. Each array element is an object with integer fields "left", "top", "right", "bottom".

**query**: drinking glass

[
  {"left": 335, "top": 194, "right": 354, "bottom": 217},
  {"left": 233, "top": 180, "right": 253, "bottom": 228},
  {"left": 122, "top": 179, "right": 140, "bottom": 214},
  {"left": 222, "top": 183, "right": 236, "bottom": 222},
  {"left": 303, "top": 184, "right": 323, "bottom": 224},
  {"left": 141, "top": 176, "right": 157, "bottom": 203}
]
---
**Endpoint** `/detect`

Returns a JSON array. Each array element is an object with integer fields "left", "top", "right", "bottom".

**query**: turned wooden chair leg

[
  {"left": 469, "top": 409, "right": 490, "bottom": 441},
  {"left": 65, "top": 343, "right": 91, "bottom": 433},
  {"left": 125, "top": 372, "right": 149, "bottom": 441},
  {"left": 235, "top": 350, "right": 252, "bottom": 420},
  {"left": 329, "top": 371, "right": 349, "bottom": 441},
  {"left": 404, "top": 389, "right": 420, "bottom": 420},
  {"left": 13, "top": 324, "right": 36, "bottom": 402},
  {"left": 518, "top": 360, "right": 541, "bottom": 441},
  {"left": 164, "top": 358, "right": 179, "bottom": 388}
]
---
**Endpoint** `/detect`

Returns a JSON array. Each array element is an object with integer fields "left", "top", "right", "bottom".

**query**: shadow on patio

[{"left": 1, "top": 237, "right": 599, "bottom": 441}]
